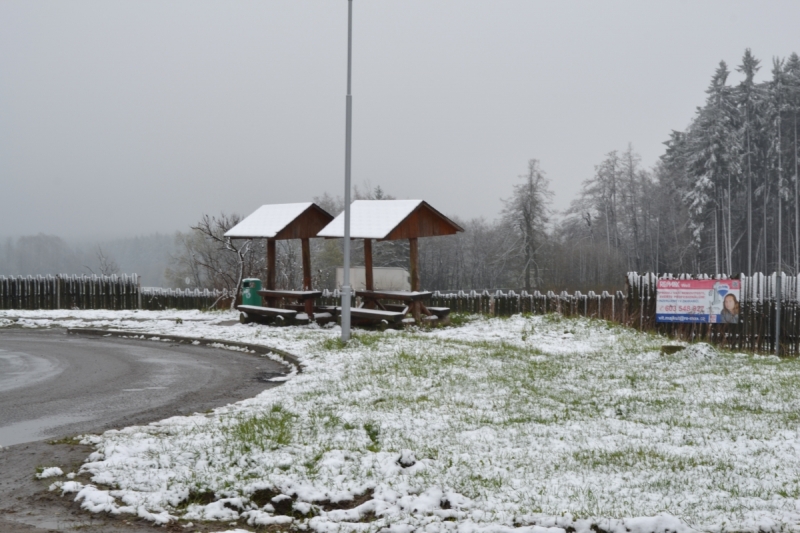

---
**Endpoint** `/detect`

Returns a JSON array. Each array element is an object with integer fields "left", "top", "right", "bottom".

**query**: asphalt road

[
  {"left": 0, "top": 327, "right": 290, "bottom": 532},
  {"left": 0, "top": 328, "right": 288, "bottom": 447}
]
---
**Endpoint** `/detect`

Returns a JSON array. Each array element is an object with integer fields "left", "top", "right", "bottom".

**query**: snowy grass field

[{"left": 3, "top": 309, "right": 800, "bottom": 533}]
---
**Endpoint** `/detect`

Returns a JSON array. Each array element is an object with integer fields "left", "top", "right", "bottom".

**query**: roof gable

[
  {"left": 224, "top": 203, "right": 334, "bottom": 240},
  {"left": 317, "top": 199, "right": 463, "bottom": 240}
]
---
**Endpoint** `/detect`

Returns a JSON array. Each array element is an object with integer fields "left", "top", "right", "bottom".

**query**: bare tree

[
  {"left": 85, "top": 246, "right": 119, "bottom": 276},
  {"left": 502, "top": 159, "right": 553, "bottom": 291},
  {"left": 167, "top": 213, "right": 267, "bottom": 309},
  {"left": 96, "top": 247, "right": 120, "bottom": 276}
]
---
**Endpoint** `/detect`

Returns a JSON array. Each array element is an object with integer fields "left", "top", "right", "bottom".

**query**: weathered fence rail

[
  {"left": 140, "top": 287, "right": 229, "bottom": 310},
  {"left": 317, "top": 288, "right": 629, "bottom": 322},
  {"left": 0, "top": 274, "right": 142, "bottom": 310},
  {"left": 0, "top": 275, "right": 229, "bottom": 311},
  {"left": 4, "top": 272, "right": 797, "bottom": 355},
  {"left": 318, "top": 272, "right": 798, "bottom": 355}
]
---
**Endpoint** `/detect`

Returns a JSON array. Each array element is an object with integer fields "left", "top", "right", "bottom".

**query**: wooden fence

[
  {"left": 319, "top": 272, "right": 796, "bottom": 355},
  {"left": 0, "top": 275, "right": 142, "bottom": 310},
  {"left": 0, "top": 275, "right": 228, "bottom": 311},
  {"left": 140, "top": 287, "right": 230, "bottom": 310},
  {"left": 4, "top": 272, "right": 797, "bottom": 355},
  {"left": 627, "top": 272, "right": 800, "bottom": 356},
  {"left": 317, "top": 288, "right": 629, "bottom": 322}
]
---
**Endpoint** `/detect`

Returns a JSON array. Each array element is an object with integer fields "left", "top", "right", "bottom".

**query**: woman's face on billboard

[{"left": 724, "top": 294, "right": 736, "bottom": 311}]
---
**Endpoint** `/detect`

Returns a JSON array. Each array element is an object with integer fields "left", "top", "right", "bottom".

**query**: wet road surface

[{"left": 0, "top": 327, "right": 289, "bottom": 532}]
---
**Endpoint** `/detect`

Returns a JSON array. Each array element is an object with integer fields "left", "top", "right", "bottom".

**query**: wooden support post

[
  {"left": 267, "top": 240, "right": 276, "bottom": 290},
  {"left": 267, "top": 239, "right": 277, "bottom": 307},
  {"left": 301, "top": 238, "right": 312, "bottom": 291},
  {"left": 301, "top": 238, "right": 314, "bottom": 318},
  {"left": 409, "top": 238, "right": 420, "bottom": 291},
  {"left": 364, "top": 239, "right": 374, "bottom": 291},
  {"left": 409, "top": 237, "right": 421, "bottom": 323}
]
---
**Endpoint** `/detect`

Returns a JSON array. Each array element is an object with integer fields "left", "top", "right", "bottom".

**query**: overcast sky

[{"left": 2, "top": 0, "right": 799, "bottom": 239}]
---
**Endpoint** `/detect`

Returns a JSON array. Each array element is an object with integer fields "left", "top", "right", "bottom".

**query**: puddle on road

[{"left": 0, "top": 414, "right": 93, "bottom": 447}]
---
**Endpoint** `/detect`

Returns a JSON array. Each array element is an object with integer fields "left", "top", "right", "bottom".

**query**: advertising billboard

[{"left": 656, "top": 279, "right": 741, "bottom": 324}]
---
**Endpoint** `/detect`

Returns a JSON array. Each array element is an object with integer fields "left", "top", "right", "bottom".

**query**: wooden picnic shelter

[
  {"left": 317, "top": 199, "right": 463, "bottom": 325},
  {"left": 224, "top": 202, "right": 334, "bottom": 324}
]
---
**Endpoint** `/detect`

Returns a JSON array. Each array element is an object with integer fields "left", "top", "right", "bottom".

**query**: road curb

[{"left": 66, "top": 328, "right": 303, "bottom": 372}]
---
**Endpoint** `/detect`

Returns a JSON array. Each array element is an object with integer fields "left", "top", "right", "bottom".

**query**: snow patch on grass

[
  {"left": 680, "top": 342, "right": 718, "bottom": 359},
  {"left": 36, "top": 466, "right": 63, "bottom": 479},
  {"left": 5, "top": 309, "right": 800, "bottom": 532}
]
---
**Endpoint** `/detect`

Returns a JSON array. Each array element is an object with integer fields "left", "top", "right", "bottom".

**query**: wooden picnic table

[
  {"left": 355, "top": 290, "right": 443, "bottom": 324},
  {"left": 259, "top": 289, "right": 322, "bottom": 318}
]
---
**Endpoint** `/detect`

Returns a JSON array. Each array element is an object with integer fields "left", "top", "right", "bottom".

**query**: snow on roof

[
  {"left": 317, "top": 199, "right": 424, "bottom": 239},
  {"left": 224, "top": 202, "right": 314, "bottom": 239}
]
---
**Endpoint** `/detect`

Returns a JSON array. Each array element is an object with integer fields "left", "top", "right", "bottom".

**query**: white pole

[{"left": 341, "top": 0, "right": 353, "bottom": 341}]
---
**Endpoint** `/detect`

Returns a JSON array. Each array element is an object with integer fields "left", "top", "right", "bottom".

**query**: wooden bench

[
  {"left": 372, "top": 302, "right": 450, "bottom": 323},
  {"left": 259, "top": 289, "right": 322, "bottom": 319},
  {"left": 426, "top": 307, "right": 451, "bottom": 318},
  {"left": 349, "top": 307, "right": 406, "bottom": 324},
  {"left": 380, "top": 303, "right": 410, "bottom": 313},
  {"left": 312, "top": 311, "right": 335, "bottom": 325},
  {"left": 284, "top": 304, "right": 337, "bottom": 324},
  {"left": 315, "top": 305, "right": 339, "bottom": 316},
  {"left": 238, "top": 305, "right": 297, "bottom": 325}
]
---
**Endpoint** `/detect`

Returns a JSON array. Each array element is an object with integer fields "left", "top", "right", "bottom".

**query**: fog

[{"left": 2, "top": 0, "right": 799, "bottom": 240}]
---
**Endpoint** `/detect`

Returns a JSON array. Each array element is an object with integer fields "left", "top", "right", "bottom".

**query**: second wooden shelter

[
  {"left": 318, "top": 199, "right": 463, "bottom": 324},
  {"left": 318, "top": 199, "right": 463, "bottom": 290}
]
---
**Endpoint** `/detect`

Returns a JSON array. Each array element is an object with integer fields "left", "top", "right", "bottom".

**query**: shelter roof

[
  {"left": 224, "top": 202, "right": 333, "bottom": 240},
  {"left": 317, "top": 199, "right": 463, "bottom": 240}
]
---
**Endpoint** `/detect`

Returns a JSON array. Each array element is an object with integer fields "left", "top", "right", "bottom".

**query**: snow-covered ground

[{"left": 3, "top": 309, "right": 800, "bottom": 533}]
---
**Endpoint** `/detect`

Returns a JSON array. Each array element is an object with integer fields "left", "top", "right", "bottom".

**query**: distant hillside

[{"left": 0, "top": 233, "right": 178, "bottom": 287}]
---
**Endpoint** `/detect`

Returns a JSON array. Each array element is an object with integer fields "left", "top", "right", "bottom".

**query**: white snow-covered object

[
  {"left": 224, "top": 203, "right": 332, "bottom": 240},
  {"left": 36, "top": 466, "right": 64, "bottom": 479},
  {"left": 681, "top": 343, "right": 718, "bottom": 359},
  {"left": 317, "top": 199, "right": 463, "bottom": 240}
]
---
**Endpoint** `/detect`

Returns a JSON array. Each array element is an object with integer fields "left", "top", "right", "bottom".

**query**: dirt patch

[
  {"left": 315, "top": 489, "right": 375, "bottom": 511},
  {"left": 250, "top": 488, "right": 281, "bottom": 508}
]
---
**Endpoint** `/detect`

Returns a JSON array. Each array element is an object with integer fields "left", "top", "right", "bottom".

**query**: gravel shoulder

[{"left": 0, "top": 328, "right": 289, "bottom": 532}]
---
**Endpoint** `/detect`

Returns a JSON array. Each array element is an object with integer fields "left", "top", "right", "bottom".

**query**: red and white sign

[{"left": 656, "top": 279, "right": 740, "bottom": 324}]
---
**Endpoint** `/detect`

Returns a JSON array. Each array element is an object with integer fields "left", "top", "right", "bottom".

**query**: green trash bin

[{"left": 241, "top": 278, "right": 262, "bottom": 306}]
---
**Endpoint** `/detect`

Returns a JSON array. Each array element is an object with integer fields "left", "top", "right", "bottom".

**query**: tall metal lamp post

[{"left": 341, "top": 0, "right": 354, "bottom": 341}]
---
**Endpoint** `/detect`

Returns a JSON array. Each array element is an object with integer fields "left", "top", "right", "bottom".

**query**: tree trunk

[
  {"left": 795, "top": 113, "right": 799, "bottom": 275},
  {"left": 714, "top": 206, "right": 720, "bottom": 274},
  {"left": 524, "top": 234, "right": 531, "bottom": 292},
  {"left": 747, "top": 126, "right": 753, "bottom": 275},
  {"left": 727, "top": 174, "right": 733, "bottom": 274},
  {"left": 764, "top": 176, "right": 769, "bottom": 272}
]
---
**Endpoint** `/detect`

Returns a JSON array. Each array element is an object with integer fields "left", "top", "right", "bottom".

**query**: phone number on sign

[{"left": 659, "top": 305, "right": 706, "bottom": 313}]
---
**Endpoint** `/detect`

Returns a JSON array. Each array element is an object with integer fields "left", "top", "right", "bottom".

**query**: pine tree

[
  {"left": 784, "top": 53, "right": 800, "bottom": 274},
  {"left": 736, "top": 49, "right": 762, "bottom": 275},
  {"left": 766, "top": 59, "right": 790, "bottom": 271},
  {"left": 686, "top": 61, "right": 740, "bottom": 274}
]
